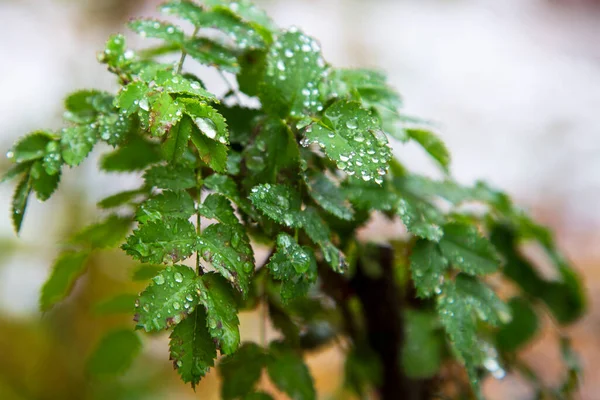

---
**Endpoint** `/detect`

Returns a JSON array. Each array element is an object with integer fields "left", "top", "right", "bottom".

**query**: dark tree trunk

[{"left": 350, "top": 245, "right": 430, "bottom": 400}]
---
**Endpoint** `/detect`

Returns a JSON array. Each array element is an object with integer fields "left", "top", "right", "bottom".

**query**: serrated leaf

[
  {"left": 134, "top": 265, "right": 201, "bottom": 331},
  {"left": 218, "top": 342, "right": 267, "bottom": 399},
  {"left": 185, "top": 115, "right": 229, "bottom": 173},
  {"left": 100, "top": 136, "right": 162, "bottom": 172},
  {"left": 201, "top": 0, "right": 276, "bottom": 31},
  {"left": 162, "top": 116, "right": 193, "bottom": 163},
  {"left": 169, "top": 307, "right": 217, "bottom": 388},
  {"left": 144, "top": 164, "right": 196, "bottom": 190},
  {"left": 299, "top": 206, "right": 347, "bottom": 273},
  {"left": 245, "top": 118, "right": 298, "bottom": 183},
  {"left": 148, "top": 91, "right": 184, "bottom": 137},
  {"left": 128, "top": 18, "right": 185, "bottom": 43},
  {"left": 496, "top": 297, "right": 538, "bottom": 352},
  {"left": 8, "top": 131, "right": 53, "bottom": 163},
  {"left": 11, "top": 172, "right": 32, "bottom": 234},
  {"left": 93, "top": 293, "right": 137, "bottom": 315},
  {"left": 437, "top": 274, "right": 510, "bottom": 378},
  {"left": 396, "top": 196, "right": 444, "bottom": 242},
  {"left": 266, "top": 343, "right": 316, "bottom": 400},
  {"left": 42, "top": 140, "right": 63, "bottom": 175},
  {"left": 410, "top": 239, "right": 448, "bottom": 298},
  {"left": 267, "top": 234, "right": 317, "bottom": 302},
  {"left": 72, "top": 215, "right": 132, "bottom": 249},
  {"left": 123, "top": 218, "right": 197, "bottom": 264},
  {"left": 197, "top": 273, "right": 240, "bottom": 354},
  {"left": 260, "top": 29, "right": 326, "bottom": 117},
  {"left": 97, "top": 188, "right": 147, "bottom": 209},
  {"left": 1, "top": 161, "right": 32, "bottom": 184},
  {"left": 40, "top": 251, "right": 90, "bottom": 311},
  {"left": 182, "top": 98, "right": 229, "bottom": 144},
  {"left": 249, "top": 183, "right": 302, "bottom": 227},
  {"left": 87, "top": 329, "right": 142, "bottom": 377},
  {"left": 60, "top": 125, "right": 98, "bottom": 166},
  {"left": 154, "top": 69, "right": 216, "bottom": 100},
  {"left": 438, "top": 222, "right": 500, "bottom": 276},
  {"left": 204, "top": 174, "right": 255, "bottom": 217},
  {"left": 183, "top": 38, "right": 240, "bottom": 73},
  {"left": 197, "top": 223, "right": 254, "bottom": 295},
  {"left": 198, "top": 193, "right": 239, "bottom": 226},
  {"left": 30, "top": 161, "right": 60, "bottom": 201},
  {"left": 136, "top": 190, "right": 195, "bottom": 224},
  {"left": 402, "top": 310, "right": 443, "bottom": 378},
  {"left": 98, "top": 34, "right": 134, "bottom": 69},
  {"left": 343, "top": 178, "right": 398, "bottom": 211},
  {"left": 303, "top": 101, "right": 391, "bottom": 182},
  {"left": 305, "top": 173, "right": 353, "bottom": 220},
  {"left": 115, "top": 81, "right": 149, "bottom": 115},
  {"left": 406, "top": 128, "right": 450, "bottom": 171},
  {"left": 64, "top": 90, "right": 113, "bottom": 123}
]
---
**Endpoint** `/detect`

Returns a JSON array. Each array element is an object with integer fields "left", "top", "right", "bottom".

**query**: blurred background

[{"left": 0, "top": 0, "right": 599, "bottom": 398}]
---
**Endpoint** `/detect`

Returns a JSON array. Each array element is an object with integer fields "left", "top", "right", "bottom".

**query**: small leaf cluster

[{"left": 3, "top": 0, "right": 585, "bottom": 398}]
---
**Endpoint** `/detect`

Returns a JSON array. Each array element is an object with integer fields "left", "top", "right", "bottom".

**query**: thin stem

[
  {"left": 217, "top": 69, "right": 243, "bottom": 104},
  {"left": 177, "top": 26, "right": 199, "bottom": 74}
]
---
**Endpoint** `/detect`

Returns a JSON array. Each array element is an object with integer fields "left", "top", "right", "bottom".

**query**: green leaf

[
  {"left": 169, "top": 307, "right": 217, "bottom": 388},
  {"left": 266, "top": 343, "right": 316, "bottom": 400},
  {"left": 87, "top": 329, "right": 142, "bottom": 377},
  {"left": 305, "top": 173, "right": 353, "bottom": 220},
  {"left": 162, "top": 115, "right": 192, "bottom": 163},
  {"left": 201, "top": 0, "right": 276, "bottom": 31},
  {"left": 115, "top": 81, "right": 149, "bottom": 115},
  {"left": 198, "top": 193, "right": 239, "bottom": 226},
  {"left": 40, "top": 251, "right": 90, "bottom": 311},
  {"left": 144, "top": 164, "right": 196, "bottom": 190},
  {"left": 123, "top": 218, "right": 197, "bottom": 264},
  {"left": 402, "top": 310, "right": 443, "bottom": 378},
  {"left": 183, "top": 98, "right": 229, "bottom": 144},
  {"left": 1, "top": 161, "right": 32, "bottom": 184},
  {"left": 100, "top": 135, "right": 162, "bottom": 172},
  {"left": 406, "top": 128, "right": 450, "bottom": 172},
  {"left": 93, "top": 293, "right": 137, "bottom": 315},
  {"left": 131, "top": 264, "right": 164, "bottom": 281},
  {"left": 10, "top": 134, "right": 53, "bottom": 164},
  {"left": 218, "top": 342, "right": 267, "bottom": 400},
  {"left": 8, "top": 131, "right": 53, "bottom": 163},
  {"left": 197, "top": 273, "right": 241, "bottom": 354},
  {"left": 496, "top": 297, "right": 539, "bottom": 352},
  {"left": 303, "top": 101, "right": 391, "bottom": 182},
  {"left": 153, "top": 69, "right": 216, "bottom": 100},
  {"left": 42, "top": 141, "right": 63, "bottom": 175},
  {"left": 64, "top": 90, "right": 111, "bottom": 123},
  {"left": 72, "top": 215, "right": 132, "bottom": 249},
  {"left": 98, "top": 34, "right": 133, "bottom": 69},
  {"left": 30, "top": 161, "right": 60, "bottom": 201},
  {"left": 136, "top": 190, "right": 195, "bottom": 224},
  {"left": 197, "top": 223, "right": 254, "bottom": 295},
  {"left": 244, "top": 118, "right": 299, "bottom": 183},
  {"left": 438, "top": 222, "right": 500, "bottom": 276},
  {"left": 267, "top": 234, "right": 317, "bottom": 302},
  {"left": 410, "top": 239, "right": 448, "bottom": 298},
  {"left": 97, "top": 188, "right": 147, "bottom": 209},
  {"left": 134, "top": 265, "right": 201, "bottom": 331},
  {"left": 11, "top": 172, "right": 32, "bottom": 234},
  {"left": 249, "top": 183, "right": 302, "bottom": 227},
  {"left": 437, "top": 275, "right": 510, "bottom": 379},
  {"left": 60, "top": 125, "right": 98, "bottom": 166},
  {"left": 183, "top": 38, "right": 240, "bottom": 73},
  {"left": 128, "top": 18, "right": 184, "bottom": 43},
  {"left": 260, "top": 29, "right": 326, "bottom": 117},
  {"left": 343, "top": 178, "right": 398, "bottom": 211},
  {"left": 148, "top": 91, "right": 184, "bottom": 137},
  {"left": 300, "top": 206, "right": 347, "bottom": 273},
  {"left": 396, "top": 196, "right": 444, "bottom": 242}
]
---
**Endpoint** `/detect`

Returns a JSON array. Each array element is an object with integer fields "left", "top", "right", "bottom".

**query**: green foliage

[
  {"left": 4, "top": 0, "right": 585, "bottom": 398},
  {"left": 87, "top": 329, "right": 142, "bottom": 377}
]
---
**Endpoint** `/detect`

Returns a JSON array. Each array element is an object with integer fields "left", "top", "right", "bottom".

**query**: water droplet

[
  {"left": 153, "top": 275, "right": 165, "bottom": 285},
  {"left": 284, "top": 49, "right": 294, "bottom": 58},
  {"left": 346, "top": 118, "right": 358, "bottom": 130},
  {"left": 138, "top": 98, "right": 149, "bottom": 111},
  {"left": 174, "top": 272, "right": 183, "bottom": 283},
  {"left": 195, "top": 117, "right": 217, "bottom": 139},
  {"left": 276, "top": 60, "right": 286, "bottom": 71}
]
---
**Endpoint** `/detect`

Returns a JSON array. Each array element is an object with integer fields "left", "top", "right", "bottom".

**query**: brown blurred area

[{"left": 1, "top": 0, "right": 599, "bottom": 399}]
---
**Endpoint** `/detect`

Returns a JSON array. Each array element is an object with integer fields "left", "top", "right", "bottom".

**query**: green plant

[{"left": 3, "top": 1, "right": 586, "bottom": 399}]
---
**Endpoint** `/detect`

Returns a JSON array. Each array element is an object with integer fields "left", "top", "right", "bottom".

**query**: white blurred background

[{"left": 1, "top": 0, "right": 599, "bottom": 398}]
